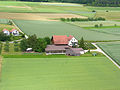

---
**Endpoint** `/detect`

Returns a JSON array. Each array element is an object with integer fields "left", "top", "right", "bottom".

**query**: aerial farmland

[{"left": 0, "top": 0, "right": 120, "bottom": 90}]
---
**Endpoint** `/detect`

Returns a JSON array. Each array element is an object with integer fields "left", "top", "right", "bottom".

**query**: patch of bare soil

[
  {"left": 8, "top": 6, "right": 32, "bottom": 10},
  {"left": 0, "top": 12, "right": 87, "bottom": 21}
]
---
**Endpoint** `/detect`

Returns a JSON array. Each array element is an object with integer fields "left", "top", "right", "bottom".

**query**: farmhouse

[
  {"left": 10, "top": 29, "right": 19, "bottom": 36},
  {"left": 2, "top": 29, "right": 10, "bottom": 36},
  {"left": 52, "top": 35, "right": 78, "bottom": 47},
  {"left": 45, "top": 35, "right": 84, "bottom": 56}
]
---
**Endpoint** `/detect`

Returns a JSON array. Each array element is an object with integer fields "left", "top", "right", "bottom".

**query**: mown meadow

[{"left": 0, "top": 57, "right": 120, "bottom": 90}]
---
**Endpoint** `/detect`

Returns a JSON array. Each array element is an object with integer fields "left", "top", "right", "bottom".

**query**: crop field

[
  {"left": 69, "top": 21, "right": 120, "bottom": 27},
  {"left": 0, "top": 57, "right": 120, "bottom": 90},
  {"left": 0, "top": 12, "right": 87, "bottom": 21},
  {"left": 87, "top": 28, "right": 120, "bottom": 36},
  {"left": 1, "top": 1, "right": 120, "bottom": 20},
  {"left": 95, "top": 11, "right": 120, "bottom": 20},
  {"left": 0, "top": 1, "right": 89, "bottom": 13},
  {"left": 13, "top": 20, "right": 120, "bottom": 41},
  {"left": 97, "top": 42, "right": 120, "bottom": 65}
]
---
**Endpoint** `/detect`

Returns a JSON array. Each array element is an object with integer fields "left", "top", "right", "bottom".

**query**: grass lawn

[
  {"left": 0, "top": 56, "right": 120, "bottom": 90},
  {"left": 1, "top": 43, "right": 22, "bottom": 55},
  {"left": 97, "top": 42, "right": 120, "bottom": 65},
  {"left": 13, "top": 20, "right": 120, "bottom": 41}
]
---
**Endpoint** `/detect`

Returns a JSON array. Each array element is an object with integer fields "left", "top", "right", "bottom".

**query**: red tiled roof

[
  {"left": 68, "top": 35, "right": 73, "bottom": 41},
  {"left": 52, "top": 35, "right": 73, "bottom": 45},
  {"left": 10, "top": 29, "right": 16, "bottom": 32},
  {"left": 2, "top": 29, "right": 9, "bottom": 31}
]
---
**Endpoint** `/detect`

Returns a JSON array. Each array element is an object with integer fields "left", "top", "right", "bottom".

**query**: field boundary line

[
  {"left": 11, "top": 20, "right": 28, "bottom": 39},
  {"left": 92, "top": 43, "right": 120, "bottom": 69}
]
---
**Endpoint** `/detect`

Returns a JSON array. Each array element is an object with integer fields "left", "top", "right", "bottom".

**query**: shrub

[
  {"left": 100, "top": 24, "right": 103, "bottom": 27},
  {"left": 14, "top": 47, "right": 19, "bottom": 52},
  {"left": 4, "top": 42, "right": 9, "bottom": 52},
  {"left": 95, "top": 24, "right": 99, "bottom": 28},
  {"left": 92, "top": 10, "right": 96, "bottom": 12}
]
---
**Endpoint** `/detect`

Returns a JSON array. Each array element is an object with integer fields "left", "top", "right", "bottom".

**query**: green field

[
  {"left": 97, "top": 42, "right": 120, "bottom": 65},
  {"left": 0, "top": 57, "right": 120, "bottom": 90},
  {"left": 13, "top": 20, "right": 120, "bottom": 41},
  {"left": 1, "top": 1, "right": 120, "bottom": 20},
  {"left": 69, "top": 21, "right": 120, "bottom": 27}
]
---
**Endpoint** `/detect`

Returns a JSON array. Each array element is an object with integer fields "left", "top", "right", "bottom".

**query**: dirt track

[{"left": 0, "top": 12, "right": 87, "bottom": 21}]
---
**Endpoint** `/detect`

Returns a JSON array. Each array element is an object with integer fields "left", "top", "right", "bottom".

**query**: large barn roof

[
  {"left": 52, "top": 35, "right": 73, "bottom": 45},
  {"left": 45, "top": 45, "right": 69, "bottom": 51}
]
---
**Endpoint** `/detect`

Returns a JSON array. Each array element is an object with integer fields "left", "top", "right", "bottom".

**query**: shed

[
  {"left": 66, "top": 48, "right": 84, "bottom": 56},
  {"left": 45, "top": 45, "right": 69, "bottom": 55}
]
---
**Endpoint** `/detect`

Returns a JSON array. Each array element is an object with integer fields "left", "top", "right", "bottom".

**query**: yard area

[
  {"left": 13, "top": 20, "right": 120, "bottom": 41},
  {"left": 97, "top": 42, "right": 120, "bottom": 65},
  {"left": 0, "top": 56, "right": 120, "bottom": 90}
]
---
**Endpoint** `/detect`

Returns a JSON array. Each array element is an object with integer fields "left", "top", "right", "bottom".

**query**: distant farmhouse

[
  {"left": 2, "top": 29, "right": 19, "bottom": 36},
  {"left": 10, "top": 29, "right": 19, "bottom": 36},
  {"left": 45, "top": 35, "right": 85, "bottom": 56},
  {"left": 2, "top": 29, "right": 10, "bottom": 36}
]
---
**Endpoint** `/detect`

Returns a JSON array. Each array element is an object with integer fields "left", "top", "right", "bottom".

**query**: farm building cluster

[
  {"left": 2, "top": 29, "right": 19, "bottom": 36},
  {"left": 45, "top": 35, "right": 85, "bottom": 56}
]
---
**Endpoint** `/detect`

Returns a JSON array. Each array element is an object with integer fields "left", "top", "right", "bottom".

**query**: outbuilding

[
  {"left": 66, "top": 48, "right": 84, "bottom": 56},
  {"left": 45, "top": 45, "right": 69, "bottom": 55}
]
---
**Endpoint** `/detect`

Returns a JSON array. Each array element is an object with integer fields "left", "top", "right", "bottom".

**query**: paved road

[{"left": 91, "top": 43, "right": 120, "bottom": 69}]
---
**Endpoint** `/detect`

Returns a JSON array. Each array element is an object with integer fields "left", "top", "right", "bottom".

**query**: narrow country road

[{"left": 91, "top": 43, "right": 120, "bottom": 69}]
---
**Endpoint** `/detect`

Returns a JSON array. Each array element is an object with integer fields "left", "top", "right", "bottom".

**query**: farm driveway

[{"left": 91, "top": 43, "right": 120, "bottom": 69}]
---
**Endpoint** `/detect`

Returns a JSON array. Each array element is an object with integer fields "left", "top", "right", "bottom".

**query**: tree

[
  {"left": 79, "top": 37, "right": 85, "bottom": 49},
  {"left": 27, "top": 34, "right": 37, "bottom": 50},
  {"left": 20, "top": 34, "right": 48, "bottom": 52},
  {"left": 100, "top": 24, "right": 103, "bottom": 27},
  {"left": 0, "top": 32, "right": 10, "bottom": 41},
  {"left": 20, "top": 39, "right": 28, "bottom": 51},
  {"left": 35, "top": 38, "right": 47, "bottom": 52},
  {"left": 44, "top": 37, "right": 51, "bottom": 44},
  {"left": 4, "top": 41, "right": 9, "bottom": 52},
  {"left": 95, "top": 24, "right": 99, "bottom": 28}
]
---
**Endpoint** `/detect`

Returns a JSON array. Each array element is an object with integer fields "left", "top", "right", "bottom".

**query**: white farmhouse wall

[
  {"left": 3, "top": 30, "right": 10, "bottom": 36},
  {"left": 80, "top": 51, "right": 85, "bottom": 54},
  {"left": 11, "top": 30, "right": 19, "bottom": 36},
  {"left": 68, "top": 37, "right": 78, "bottom": 46}
]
